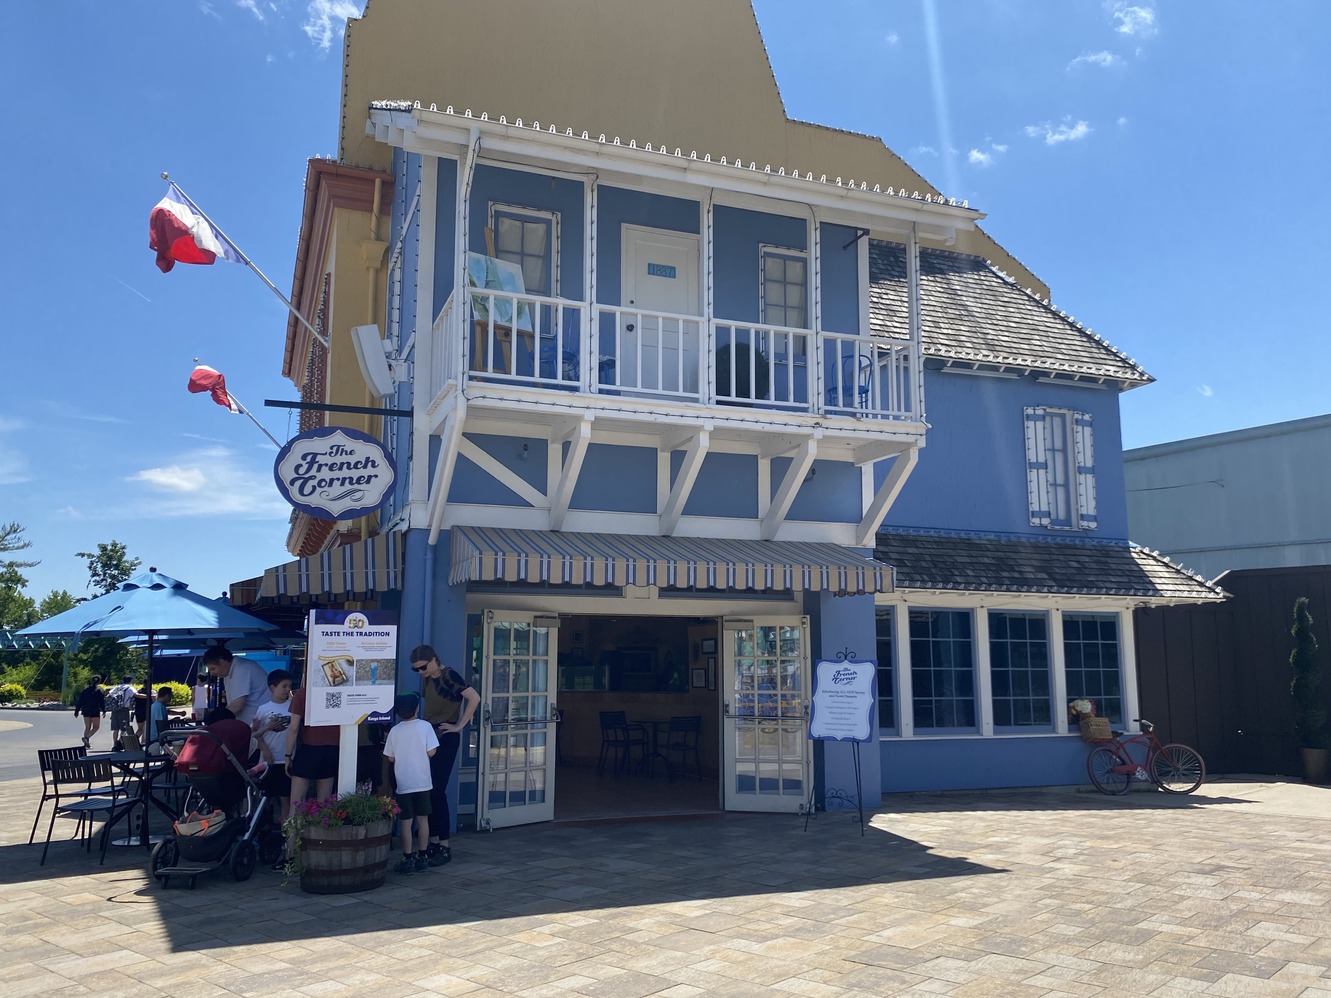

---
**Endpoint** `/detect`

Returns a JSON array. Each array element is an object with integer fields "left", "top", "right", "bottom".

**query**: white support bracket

[
  {"left": 457, "top": 437, "right": 548, "bottom": 509},
  {"left": 761, "top": 438, "right": 817, "bottom": 540},
  {"left": 855, "top": 446, "right": 918, "bottom": 547},
  {"left": 660, "top": 429, "right": 710, "bottom": 536},
  {"left": 427, "top": 400, "right": 467, "bottom": 545},
  {"left": 550, "top": 417, "right": 594, "bottom": 530}
]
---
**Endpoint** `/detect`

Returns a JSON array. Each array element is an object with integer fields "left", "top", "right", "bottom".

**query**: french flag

[{"left": 149, "top": 184, "right": 243, "bottom": 273}]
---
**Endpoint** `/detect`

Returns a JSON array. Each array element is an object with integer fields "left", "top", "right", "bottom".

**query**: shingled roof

[
  {"left": 875, "top": 531, "right": 1226, "bottom": 603},
  {"left": 869, "top": 241, "right": 1151, "bottom": 387}
]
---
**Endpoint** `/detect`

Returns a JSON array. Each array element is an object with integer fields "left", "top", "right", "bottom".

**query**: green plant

[
  {"left": 280, "top": 783, "right": 400, "bottom": 879},
  {"left": 714, "top": 341, "right": 770, "bottom": 402},
  {"left": 157, "top": 681, "right": 192, "bottom": 706},
  {"left": 0, "top": 682, "right": 25, "bottom": 704},
  {"left": 1290, "top": 596, "right": 1330, "bottom": 749}
]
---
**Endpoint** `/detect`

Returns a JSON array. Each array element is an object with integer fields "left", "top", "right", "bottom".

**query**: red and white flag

[
  {"left": 149, "top": 183, "right": 244, "bottom": 273},
  {"left": 187, "top": 365, "right": 241, "bottom": 414}
]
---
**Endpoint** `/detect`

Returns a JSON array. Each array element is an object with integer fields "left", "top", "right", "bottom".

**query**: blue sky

[{"left": 1, "top": 0, "right": 1327, "bottom": 602}]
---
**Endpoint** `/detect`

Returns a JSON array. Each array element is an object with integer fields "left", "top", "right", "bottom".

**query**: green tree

[
  {"left": 37, "top": 590, "right": 77, "bottom": 619},
  {"left": 1290, "top": 596, "right": 1329, "bottom": 749},
  {"left": 75, "top": 541, "right": 141, "bottom": 595},
  {"left": 0, "top": 565, "right": 37, "bottom": 629},
  {"left": 0, "top": 521, "right": 38, "bottom": 574}
]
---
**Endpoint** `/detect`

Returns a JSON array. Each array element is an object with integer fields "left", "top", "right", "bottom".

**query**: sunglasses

[{"left": 411, "top": 663, "right": 429, "bottom": 673}]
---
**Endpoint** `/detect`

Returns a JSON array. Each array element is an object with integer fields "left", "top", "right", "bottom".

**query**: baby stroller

[{"left": 149, "top": 726, "right": 283, "bottom": 888}]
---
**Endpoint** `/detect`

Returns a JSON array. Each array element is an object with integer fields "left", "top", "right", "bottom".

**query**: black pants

[{"left": 428, "top": 730, "right": 462, "bottom": 838}]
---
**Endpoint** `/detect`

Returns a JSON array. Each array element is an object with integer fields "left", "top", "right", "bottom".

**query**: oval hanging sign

[{"left": 273, "top": 425, "right": 396, "bottom": 521}]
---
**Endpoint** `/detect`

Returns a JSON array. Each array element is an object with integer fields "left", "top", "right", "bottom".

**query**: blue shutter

[{"left": 1024, "top": 407, "right": 1051, "bottom": 526}]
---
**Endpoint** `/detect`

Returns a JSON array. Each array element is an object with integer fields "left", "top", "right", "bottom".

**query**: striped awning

[
  {"left": 449, "top": 526, "right": 893, "bottom": 595},
  {"left": 260, "top": 531, "right": 403, "bottom": 602}
]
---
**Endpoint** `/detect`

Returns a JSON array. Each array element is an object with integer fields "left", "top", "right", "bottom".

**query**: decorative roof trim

[{"left": 368, "top": 100, "right": 979, "bottom": 214}]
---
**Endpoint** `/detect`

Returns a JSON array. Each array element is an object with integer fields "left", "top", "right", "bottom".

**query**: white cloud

[
  {"left": 56, "top": 506, "right": 83, "bottom": 520},
  {"left": 198, "top": 1, "right": 221, "bottom": 19},
  {"left": 303, "top": 0, "right": 363, "bottom": 51},
  {"left": 1109, "top": 3, "right": 1158, "bottom": 38},
  {"left": 1068, "top": 50, "right": 1122, "bottom": 70},
  {"left": 992, "top": 143, "right": 1008, "bottom": 154},
  {"left": 123, "top": 447, "right": 289, "bottom": 519},
  {"left": 1024, "top": 119, "right": 1093, "bottom": 146},
  {"left": 967, "top": 149, "right": 992, "bottom": 167},
  {"left": 885, "top": 32, "right": 900, "bottom": 46},
  {"left": 236, "top": 0, "right": 264, "bottom": 19},
  {"left": 1197, "top": 385, "right": 1214, "bottom": 398},
  {"left": 131, "top": 466, "right": 208, "bottom": 494},
  {"left": 909, "top": 145, "right": 938, "bottom": 157},
  {"left": 1117, "top": 116, "right": 1129, "bottom": 127}
]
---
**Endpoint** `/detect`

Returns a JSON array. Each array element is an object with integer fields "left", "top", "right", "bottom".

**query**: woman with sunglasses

[{"left": 408, "top": 644, "right": 480, "bottom": 866}]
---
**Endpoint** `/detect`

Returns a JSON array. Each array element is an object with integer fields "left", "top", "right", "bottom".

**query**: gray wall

[{"left": 1124, "top": 413, "right": 1331, "bottom": 581}]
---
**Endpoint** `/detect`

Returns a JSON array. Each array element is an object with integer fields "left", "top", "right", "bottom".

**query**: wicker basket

[{"left": 1079, "top": 716, "right": 1112, "bottom": 742}]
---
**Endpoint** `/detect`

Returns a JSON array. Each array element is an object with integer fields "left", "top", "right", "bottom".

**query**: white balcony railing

[{"left": 425, "top": 294, "right": 919, "bottom": 423}]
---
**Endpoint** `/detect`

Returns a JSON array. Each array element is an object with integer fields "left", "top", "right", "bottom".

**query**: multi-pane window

[
  {"left": 760, "top": 247, "right": 808, "bottom": 329},
  {"left": 491, "top": 207, "right": 554, "bottom": 296},
  {"left": 1063, "top": 612, "right": 1122, "bottom": 723},
  {"left": 988, "top": 611, "right": 1052, "bottom": 728},
  {"left": 1024, "top": 407, "right": 1097, "bottom": 530},
  {"left": 874, "top": 608, "right": 895, "bottom": 730},
  {"left": 909, "top": 609, "right": 976, "bottom": 729}
]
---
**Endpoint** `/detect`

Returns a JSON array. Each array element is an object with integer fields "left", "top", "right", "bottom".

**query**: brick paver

[{"left": 5, "top": 776, "right": 1331, "bottom": 996}]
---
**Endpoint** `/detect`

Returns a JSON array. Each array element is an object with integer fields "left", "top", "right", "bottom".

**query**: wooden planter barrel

[{"left": 298, "top": 819, "right": 392, "bottom": 894}]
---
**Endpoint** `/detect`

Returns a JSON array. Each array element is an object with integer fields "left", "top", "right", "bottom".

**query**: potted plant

[
  {"left": 1289, "top": 596, "right": 1330, "bottom": 784},
  {"left": 282, "top": 784, "right": 399, "bottom": 894},
  {"left": 714, "top": 340, "right": 770, "bottom": 404}
]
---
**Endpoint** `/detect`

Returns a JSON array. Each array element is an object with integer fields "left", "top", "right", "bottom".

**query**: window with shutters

[{"left": 1024, "top": 407, "right": 1097, "bottom": 530}]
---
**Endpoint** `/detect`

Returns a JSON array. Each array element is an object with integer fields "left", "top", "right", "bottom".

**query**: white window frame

[
  {"left": 488, "top": 204, "right": 560, "bottom": 297},
  {"left": 759, "top": 244, "right": 809, "bottom": 359},
  {"left": 1024, "top": 406, "right": 1097, "bottom": 530}
]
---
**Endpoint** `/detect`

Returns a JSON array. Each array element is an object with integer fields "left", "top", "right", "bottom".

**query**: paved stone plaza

[{"left": 4, "top": 774, "right": 1331, "bottom": 997}]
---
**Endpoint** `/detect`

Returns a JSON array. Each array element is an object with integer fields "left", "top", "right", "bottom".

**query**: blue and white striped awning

[
  {"left": 260, "top": 532, "right": 403, "bottom": 602},
  {"left": 450, "top": 527, "right": 893, "bottom": 595}
]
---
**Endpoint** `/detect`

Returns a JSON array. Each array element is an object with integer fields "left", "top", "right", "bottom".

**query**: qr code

[{"left": 324, "top": 691, "right": 342, "bottom": 710}]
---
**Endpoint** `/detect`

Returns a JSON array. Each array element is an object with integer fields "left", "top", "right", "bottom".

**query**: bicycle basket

[{"left": 1079, "top": 716, "right": 1112, "bottom": 742}]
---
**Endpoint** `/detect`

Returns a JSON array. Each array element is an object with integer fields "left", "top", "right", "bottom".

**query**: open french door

[
  {"left": 721, "top": 616, "right": 811, "bottom": 812},
  {"left": 475, "top": 610, "right": 559, "bottom": 830}
]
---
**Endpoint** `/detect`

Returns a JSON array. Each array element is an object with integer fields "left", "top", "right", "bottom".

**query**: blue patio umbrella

[{"left": 17, "top": 567, "right": 279, "bottom": 720}]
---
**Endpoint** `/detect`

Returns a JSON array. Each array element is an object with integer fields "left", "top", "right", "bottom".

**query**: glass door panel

[
  {"left": 476, "top": 611, "right": 558, "bottom": 829},
  {"left": 722, "top": 616, "right": 810, "bottom": 812}
]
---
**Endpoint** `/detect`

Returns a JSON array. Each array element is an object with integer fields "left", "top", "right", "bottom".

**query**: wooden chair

[
  {"left": 597, "top": 711, "right": 645, "bottom": 777},
  {"left": 39, "top": 759, "right": 126, "bottom": 866},
  {"left": 665, "top": 715, "right": 703, "bottom": 780},
  {"left": 29, "top": 746, "right": 89, "bottom": 844}
]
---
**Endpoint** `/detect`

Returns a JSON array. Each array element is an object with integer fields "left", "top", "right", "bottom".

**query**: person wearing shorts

[
  {"left": 382, "top": 692, "right": 438, "bottom": 875},
  {"left": 285, "top": 685, "right": 339, "bottom": 805}
]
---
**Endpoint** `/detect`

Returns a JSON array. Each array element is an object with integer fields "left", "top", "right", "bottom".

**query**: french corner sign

[
  {"left": 809, "top": 659, "right": 877, "bottom": 742},
  {"left": 274, "top": 425, "right": 396, "bottom": 521}
]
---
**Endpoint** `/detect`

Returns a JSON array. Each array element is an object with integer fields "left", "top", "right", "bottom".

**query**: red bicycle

[{"left": 1086, "top": 718, "right": 1206, "bottom": 795}]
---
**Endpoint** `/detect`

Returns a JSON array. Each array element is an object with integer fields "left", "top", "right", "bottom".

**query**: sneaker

[
  {"left": 413, "top": 854, "right": 430, "bottom": 873},
  {"left": 427, "top": 845, "right": 452, "bottom": 867},
  {"left": 270, "top": 857, "right": 288, "bottom": 872},
  {"left": 395, "top": 856, "right": 416, "bottom": 876}
]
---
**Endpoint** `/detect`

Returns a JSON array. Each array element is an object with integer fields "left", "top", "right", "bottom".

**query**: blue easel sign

[{"left": 809, "top": 659, "right": 876, "bottom": 742}]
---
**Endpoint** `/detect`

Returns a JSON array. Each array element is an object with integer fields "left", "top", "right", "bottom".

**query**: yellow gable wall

[{"left": 340, "top": 0, "right": 1047, "bottom": 297}]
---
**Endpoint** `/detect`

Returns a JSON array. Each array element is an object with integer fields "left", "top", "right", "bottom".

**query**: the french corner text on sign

[
  {"left": 273, "top": 425, "right": 396, "bottom": 521},
  {"left": 809, "top": 659, "right": 876, "bottom": 742}
]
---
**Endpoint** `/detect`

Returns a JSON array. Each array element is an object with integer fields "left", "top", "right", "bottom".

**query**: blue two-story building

[{"left": 324, "top": 97, "right": 1221, "bottom": 832}]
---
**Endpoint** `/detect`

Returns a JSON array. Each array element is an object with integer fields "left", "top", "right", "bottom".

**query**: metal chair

[
  {"left": 597, "top": 710, "right": 645, "bottom": 777},
  {"left": 664, "top": 715, "right": 703, "bottom": 781},
  {"left": 39, "top": 758, "right": 126, "bottom": 865},
  {"left": 30, "top": 746, "right": 86, "bottom": 844},
  {"left": 826, "top": 353, "right": 872, "bottom": 410}
]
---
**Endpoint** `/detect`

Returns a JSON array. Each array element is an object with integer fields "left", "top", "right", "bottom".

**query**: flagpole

[
  {"left": 194, "top": 358, "right": 283, "bottom": 449},
  {"left": 161, "top": 173, "right": 330, "bottom": 350}
]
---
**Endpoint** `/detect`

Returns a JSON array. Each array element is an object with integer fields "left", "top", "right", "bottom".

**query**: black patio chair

[
  {"left": 29, "top": 746, "right": 97, "bottom": 844},
  {"left": 39, "top": 758, "right": 127, "bottom": 866},
  {"left": 597, "top": 711, "right": 645, "bottom": 777},
  {"left": 665, "top": 715, "right": 703, "bottom": 780}
]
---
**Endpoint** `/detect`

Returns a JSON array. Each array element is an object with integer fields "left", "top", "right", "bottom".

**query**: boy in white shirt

[
  {"left": 252, "top": 669, "right": 294, "bottom": 871},
  {"left": 381, "top": 692, "right": 439, "bottom": 875}
]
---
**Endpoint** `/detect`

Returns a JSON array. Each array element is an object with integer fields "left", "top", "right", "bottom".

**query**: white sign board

[
  {"left": 305, "top": 609, "right": 397, "bottom": 725},
  {"left": 809, "top": 659, "right": 876, "bottom": 742}
]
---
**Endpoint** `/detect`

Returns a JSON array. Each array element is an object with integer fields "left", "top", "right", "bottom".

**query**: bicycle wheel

[
  {"left": 1087, "top": 746, "right": 1132, "bottom": 795},
  {"left": 1151, "top": 743, "right": 1205, "bottom": 794}
]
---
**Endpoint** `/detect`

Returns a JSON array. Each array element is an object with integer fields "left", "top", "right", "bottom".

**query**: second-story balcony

[{"left": 427, "top": 286, "right": 921, "bottom": 427}]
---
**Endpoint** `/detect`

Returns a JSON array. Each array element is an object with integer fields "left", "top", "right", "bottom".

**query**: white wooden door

[
  {"left": 721, "top": 616, "right": 811, "bottom": 812},
  {"left": 476, "top": 611, "right": 559, "bottom": 829},
  {"left": 621, "top": 225, "right": 701, "bottom": 395}
]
